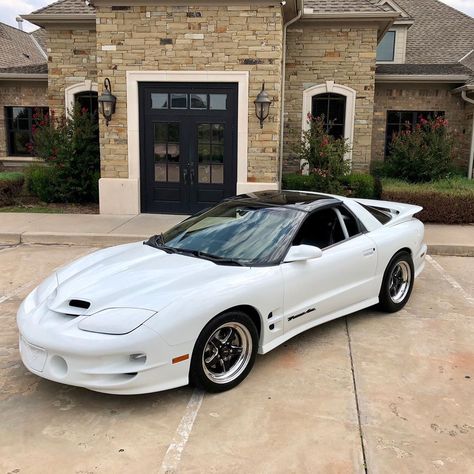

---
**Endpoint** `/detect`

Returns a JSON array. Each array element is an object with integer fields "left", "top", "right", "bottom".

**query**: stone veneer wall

[
  {"left": 95, "top": 4, "right": 283, "bottom": 181},
  {"left": 47, "top": 28, "right": 97, "bottom": 116},
  {"left": 372, "top": 83, "right": 470, "bottom": 166},
  {"left": 284, "top": 24, "right": 378, "bottom": 173},
  {"left": 0, "top": 81, "right": 48, "bottom": 158},
  {"left": 465, "top": 103, "right": 474, "bottom": 178}
]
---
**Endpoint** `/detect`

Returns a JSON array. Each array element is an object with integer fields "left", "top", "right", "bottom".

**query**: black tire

[
  {"left": 190, "top": 311, "right": 258, "bottom": 393},
  {"left": 378, "top": 251, "right": 414, "bottom": 313}
]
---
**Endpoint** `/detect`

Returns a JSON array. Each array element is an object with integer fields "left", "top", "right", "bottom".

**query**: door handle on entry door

[
  {"left": 362, "top": 248, "right": 376, "bottom": 256},
  {"left": 183, "top": 165, "right": 189, "bottom": 184}
]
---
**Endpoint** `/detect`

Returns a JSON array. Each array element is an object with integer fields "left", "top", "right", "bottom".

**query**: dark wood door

[{"left": 139, "top": 83, "right": 238, "bottom": 214}]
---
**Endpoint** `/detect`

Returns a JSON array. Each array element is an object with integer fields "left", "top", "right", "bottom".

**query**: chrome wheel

[
  {"left": 202, "top": 322, "right": 252, "bottom": 385},
  {"left": 389, "top": 261, "right": 411, "bottom": 304}
]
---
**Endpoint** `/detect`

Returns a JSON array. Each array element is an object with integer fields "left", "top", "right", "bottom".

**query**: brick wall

[
  {"left": 47, "top": 28, "right": 97, "bottom": 115},
  {"left": 95, "top": 4, "right": 283, "bottom": 181},
  {"left": 284, "top": 24, "right": 378, "bottom": 173},
  {"left": 372, "top": 83, "right": 470, "bottom": 166},
  {"left": 0, "top": 81, "right": 48, "bottom": 158}
]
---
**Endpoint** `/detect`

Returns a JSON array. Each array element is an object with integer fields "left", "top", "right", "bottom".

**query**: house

[
  {"left": 4, "top": 0, "right": 472, "bottom": 214},
  {"left": 0, "top": 22, "right": 48, "bottom": 169}
]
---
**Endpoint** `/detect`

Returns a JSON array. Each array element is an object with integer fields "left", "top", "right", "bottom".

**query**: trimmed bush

[
  {"left": 381, "top": 178, "right": 474, "bottom": 224},
  {"left": 283, "top": 172, "right": 379, "bottom": 199},
  {"left": 25, "top": 165, "right": 59, "bottom": 203},
  {"left": 0, "top": 172, "right": 25, "bottom": 205}
]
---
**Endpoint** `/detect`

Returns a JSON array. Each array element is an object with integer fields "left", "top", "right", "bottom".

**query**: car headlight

[
  {"left": 23, "top": 273, "right": 58, "bottom": 314},
  {"left": 78, "top": 308, "right": 156, "bottom": 335}
]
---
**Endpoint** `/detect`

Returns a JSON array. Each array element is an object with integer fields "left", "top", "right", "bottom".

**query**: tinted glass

[
  {"left": 377, "top": 31, "right": 396, "bottom": 61},
  {"left": 161, "top": 202, "right": 305, "bottom": 265},
  {"left": 311, "top": 93, "right": 346, "bottom": 140}
]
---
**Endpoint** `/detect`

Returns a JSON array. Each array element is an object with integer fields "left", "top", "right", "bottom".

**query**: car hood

[{"left": 49, "top": 242, "right": 250, "bottom": 315}]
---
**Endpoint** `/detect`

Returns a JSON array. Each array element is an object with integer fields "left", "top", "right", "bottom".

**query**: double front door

[{"left": 139, "top": 83, "right": 238, "bottom": 214}]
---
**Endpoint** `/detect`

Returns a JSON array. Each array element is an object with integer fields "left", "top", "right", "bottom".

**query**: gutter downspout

[
  {"left": 278, "top": 2, "right": 302, "bottom": 189},
  {"left": 461, "top": 89, "right": 474, "bottom": 179}
]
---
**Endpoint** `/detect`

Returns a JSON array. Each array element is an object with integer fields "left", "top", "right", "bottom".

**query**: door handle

[
  {"left": 362, "top": 248, "right": 376, "bottom": 256},
  {"left": 183, "top": 166, "right": 189, "bottom": 184},
  {"left": 189, "top": 167, "right": 195, "bottom": 185}
]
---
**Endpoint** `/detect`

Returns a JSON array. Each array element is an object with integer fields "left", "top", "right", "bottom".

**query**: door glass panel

[
  {"left": 151, "top": 93, "right": 168, "bottom": 109},
  {"left": 198, "top": 165, "right": 211, "bottom": 183},
  {"left": 170, "top": 93, "right": 187, "bottom": 109},
  {"left": 209, "top": 94, "right": 227, "bottom": 110},
  {"left": 196, "top": 122, "right": 225, "bottom": 184},
  {"left": 211, "top": 164, "right": 224, "bottom": 184},
  {"left": 154, "top": 122, "right": 180, "bottom": 183},
  {"left": 191, "top": 94, "right": 208, "bottom": 109},
  {"left": 168, "top": 163, "right": 180, "bottom": 182},
  {"left": 155, "top": 163, "right": 167, "bottom": 182}
]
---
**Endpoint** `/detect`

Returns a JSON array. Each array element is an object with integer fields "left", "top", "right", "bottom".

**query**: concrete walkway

[{"left": 0, "top": 212, "right": 472, "bottom": 255}]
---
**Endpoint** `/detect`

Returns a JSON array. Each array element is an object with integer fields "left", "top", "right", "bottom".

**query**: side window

[
  {"left": 338, "top": 206, "right": 362, "bottom": 237},
  {"left": 293, "top": 208, "right": 345, "bottom": 249}
]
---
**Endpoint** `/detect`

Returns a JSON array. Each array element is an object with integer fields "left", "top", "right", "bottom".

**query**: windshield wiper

[
  {"left": 189, "top": 250, "right": 245, "bottom": 266},
  {"left": 144, "top": 234, "right": 178, "bottom": 254}
]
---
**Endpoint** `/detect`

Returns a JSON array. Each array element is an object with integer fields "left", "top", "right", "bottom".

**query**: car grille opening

[{"left": 69, "top": 299, "right": 91, "bottom": 310}]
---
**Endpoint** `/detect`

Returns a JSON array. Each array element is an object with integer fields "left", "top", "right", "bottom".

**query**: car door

[{"left": 282, "top": 205, "right": 378, "bottom": 334}]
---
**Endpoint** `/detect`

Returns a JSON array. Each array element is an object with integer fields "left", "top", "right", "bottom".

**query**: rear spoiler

[{"left": 354, "top": 198, "right": 423, "bottom": 226}]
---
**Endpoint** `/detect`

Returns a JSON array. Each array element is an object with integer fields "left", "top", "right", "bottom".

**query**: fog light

[{"left": 130, "top": 353, "right": 146, "bottom": 363}]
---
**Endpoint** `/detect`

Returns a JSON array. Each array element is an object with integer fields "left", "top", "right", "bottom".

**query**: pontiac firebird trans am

[{"left": 17, "top": 191, "right": 427, "bottom": 395}]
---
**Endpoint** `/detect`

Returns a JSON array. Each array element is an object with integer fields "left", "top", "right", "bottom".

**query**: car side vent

[{"left": 69, "top": 299, "right": 91, "bottom": 310}]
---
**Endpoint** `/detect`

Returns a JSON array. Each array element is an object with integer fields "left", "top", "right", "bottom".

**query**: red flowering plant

[
  {"left": 293, "top": 114, "right": 351, "bottom": 192},
  {"left": 27, "top": 105, "right": 99, "bottom": 202},
  {"left": 384, "top": 114, "right": 459, "bottom": 183}
]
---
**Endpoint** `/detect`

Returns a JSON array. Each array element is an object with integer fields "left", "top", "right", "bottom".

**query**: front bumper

[{"left": 17, "top": 300, "right": 192, "bottom": 395}]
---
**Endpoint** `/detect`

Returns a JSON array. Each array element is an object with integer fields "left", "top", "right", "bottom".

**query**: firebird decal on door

[{"left": 287, "top": 308, "right": 316, "bottom": 322}]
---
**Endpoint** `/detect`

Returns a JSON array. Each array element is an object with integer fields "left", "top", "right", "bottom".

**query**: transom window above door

[
  {"left": 151, "top": 92, "right": 228, "bottom": 111},
  {"left": 311, "top": 93, "right": 346, "bottom": 140}
]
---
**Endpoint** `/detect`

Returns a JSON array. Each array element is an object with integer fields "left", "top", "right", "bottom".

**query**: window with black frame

[
  {"left": 5, "top": 107, "right": 49, "bottom": 156},
  {"left": 385, "top": 110, "right": 445, "bottom": 155},
  {"left": 311, "top": 93, "right": 346, "bottom": 140}
]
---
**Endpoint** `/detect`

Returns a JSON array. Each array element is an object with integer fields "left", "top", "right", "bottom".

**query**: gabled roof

[
  {"left": 394, "top": 0, "right": 474, "bottom": 65},
  {"left": 30, "top": 0, "right": 94, "bottom": 15},
  {"left": 0, "top": 22, "right": 46, "bottom": 74}
]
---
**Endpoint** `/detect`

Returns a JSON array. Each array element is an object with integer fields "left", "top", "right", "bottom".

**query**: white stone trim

[
  {"left": 64, "top": 79, "right": 98, "bottom": 116},
  {"left": 302, "top": 81, "right": 356, "bottom": 162},
  {"left": 119, "top": 70, "right": 253, "bottom": 214}
]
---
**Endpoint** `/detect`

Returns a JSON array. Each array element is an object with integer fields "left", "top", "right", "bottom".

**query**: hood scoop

[{"left": 69, "top": 299, "right": 91, "bottom": 310}]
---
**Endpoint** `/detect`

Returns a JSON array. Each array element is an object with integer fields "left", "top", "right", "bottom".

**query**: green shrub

[
  {"left": 381, "top": 178, "right": 474, "bottom": 224},
  {"left": 283, "top": 172, "right": 379, "bottom": 199},
  {"left": 340, "top": 173, "right": 379, "bottom": 199},
  {"left": 0, "top": 172, "right": 25, "bottom": 205},
  {"left": 383, "top": 115, "right": 458, "bottom": 183},
  {"left": 293, "top": 114, "right": 351, "bottom": 178},
  {"left": 25, "top": 165, "right": 59, "bottom": 203},
  {"left": 28, "top": 106, "right": 99, "bottom": 203}
]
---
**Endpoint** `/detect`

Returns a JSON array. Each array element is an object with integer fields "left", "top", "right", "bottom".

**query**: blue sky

[{"left": 1, "top": 0, "right": 473, "bottom": 32}]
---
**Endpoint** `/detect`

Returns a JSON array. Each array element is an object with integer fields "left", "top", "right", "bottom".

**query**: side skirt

[{"left": 258, "top": 297, "right": 379, "bottom": 355}]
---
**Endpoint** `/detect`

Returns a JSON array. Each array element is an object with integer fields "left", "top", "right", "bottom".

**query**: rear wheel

[
  {"left": 378, "top": 251, "right": 414, "bottom": 313},
  {"left": 190, "top": 311, "right": 258, "bottom": 393}
]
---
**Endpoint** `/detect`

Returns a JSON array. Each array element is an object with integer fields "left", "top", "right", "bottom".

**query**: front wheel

[
  {"left": 378, "top": 251, "right": 414, "bottom": 313},
  {"left": 190, "top": 311, "right": 258, "bottom": 393}
]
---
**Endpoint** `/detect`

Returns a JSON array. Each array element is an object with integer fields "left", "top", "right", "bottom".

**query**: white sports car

[{"left": 17, "top": 191, "right": 427, "bottom": 395}]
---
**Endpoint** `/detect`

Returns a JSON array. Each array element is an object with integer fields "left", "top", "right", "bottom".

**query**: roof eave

[
  {"left": 376, "top": 74, "right": 470, "bottom": 83},
  {"left": 21, "top": 14, "right": 96, "bottom": 28},
  {"left": 302, "top": 10, "right": 400, "bottom": 20},
  {"left": 0, "top": 73, "right": 48, "bottom": 81}
]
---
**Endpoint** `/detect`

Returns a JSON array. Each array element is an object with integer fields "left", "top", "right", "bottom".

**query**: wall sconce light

[
  {"left": 98, "top": 78, "right": 117, "bottom": 126},
  {"left": 254, "top": 82, "right": 272, "bottom": 129}
]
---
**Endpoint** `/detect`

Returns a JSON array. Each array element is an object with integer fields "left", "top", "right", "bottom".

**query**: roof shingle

[
  {"left": 30, "top": 0, "right": 95, "bottom": 15},
  {"left": 304, "top": 0, "right": 386, "bottom": 14},
  {"left": 0, "top": 22, "right": 46, "bottom": 72}
]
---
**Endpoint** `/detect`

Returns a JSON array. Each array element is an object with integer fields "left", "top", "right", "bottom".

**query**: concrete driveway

[{"left": 0, "top": 244, "right": 473, "bottom": 473}]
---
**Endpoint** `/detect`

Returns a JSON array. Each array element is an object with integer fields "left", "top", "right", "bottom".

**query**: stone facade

[
  {"left": 95, "top": 4, "right": 283, "bottom": 181},
  {"left": 372, "top": 83, "right": 470, "bottom": 166},
  {"left": 47, "top": 28, "right": 97, "bottom": 116},
  {"left": 0, "top": 81, "right": 48, "bottom": 159},
  {"left": 283, "top": 24, "right": 378, "bottom": 173}
]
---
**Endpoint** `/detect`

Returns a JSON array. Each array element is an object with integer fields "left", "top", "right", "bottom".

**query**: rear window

[{"left": 361, "top": 204, "right": 392, "bottom": 225}]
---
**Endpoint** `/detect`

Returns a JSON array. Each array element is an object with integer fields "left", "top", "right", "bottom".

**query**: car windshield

[{"left": 152, "top": 201, "right": 305, "bottom": 266}]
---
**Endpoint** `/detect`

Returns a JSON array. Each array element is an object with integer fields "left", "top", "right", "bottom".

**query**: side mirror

[{"left": 283, "top": 244, "right": 323, "bottom": 263}]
